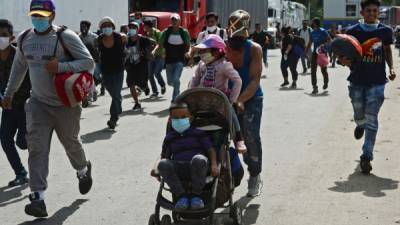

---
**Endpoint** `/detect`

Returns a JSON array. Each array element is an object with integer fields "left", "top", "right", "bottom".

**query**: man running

[
  {"left": 225, "top": 10, "right": 264, "bottom": 197},
  {"left": 342, "top": 0, "right": 396, "bottom": 174},
  {"left": 3, "top": 0, "right": 94, "bottom": 217}
]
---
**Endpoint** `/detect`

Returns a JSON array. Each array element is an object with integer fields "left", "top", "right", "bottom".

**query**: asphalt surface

[{"left": 0, "top": 49, "right": 399, "bottom": 225}]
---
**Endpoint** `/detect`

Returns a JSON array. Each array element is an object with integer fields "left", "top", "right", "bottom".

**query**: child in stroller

[
  {"left": 190, "top": 34, "right": 246, "bottom": 154},
  {"left": 154, "top": 102, "right": 218, "bottom": 211},
  {"left": 149, "top": 88, "right": 244, "bottom": 225}
]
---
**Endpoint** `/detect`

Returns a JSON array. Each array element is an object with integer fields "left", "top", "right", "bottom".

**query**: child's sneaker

[
  {"left": 190, "top": 197, "right": 205, "bottom": 210},
  {"left": 235, "top": 141, "right": 247, "bottom": 154},
  {"left": 175, "top": 197, "right": 189, "bottom": 210}
]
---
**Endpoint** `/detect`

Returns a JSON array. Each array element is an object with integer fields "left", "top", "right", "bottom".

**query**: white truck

[
  {"left": 267, "top": 0, "right": 307, "bottom": 48},
  {"left": 0, "top": 0, "right": 129, "bottom": 33}
]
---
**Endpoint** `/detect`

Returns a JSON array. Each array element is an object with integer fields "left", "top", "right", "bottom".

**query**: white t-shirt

[
  {"left": 299, "top": 27, "right": 312, "bottom": 45},
  {"left": 196, "top": 28, "right": 228, "bottom": 44}
]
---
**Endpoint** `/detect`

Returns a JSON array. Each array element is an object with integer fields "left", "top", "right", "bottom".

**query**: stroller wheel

[
  {"left": 172, "top": 212, "right": 181, "bottom": 223},
  {"left": 148, "top": 214, "right": 159, "bottom": 225},
  {"left": 160, "top": 215, "right": 172, "bottom": 225},
  {"left": 230, "top": 202, "right": 243, "bottom": 225}
]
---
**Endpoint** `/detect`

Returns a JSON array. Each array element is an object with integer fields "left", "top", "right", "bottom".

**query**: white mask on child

[{"left": 0, "top": 37, "right": 10, "bottom": 50}]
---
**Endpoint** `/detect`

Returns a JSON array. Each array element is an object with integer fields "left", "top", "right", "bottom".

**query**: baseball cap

[
  {"left": 99, "top": 17, "right": 116, "bottom": 29},
  {"left": 195, "top": 34, "right": 226, "bottom": 52},
  {"left": 29, "top": 0, "right": 55, "bottom": 17},
  {"left": 170, "top": 13, "right": 181, "bottom": 20}
]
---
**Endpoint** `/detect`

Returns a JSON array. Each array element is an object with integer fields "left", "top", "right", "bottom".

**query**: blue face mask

[
  {"left": 359, "top": 19, "right": 379, "bottom": 31},
  {"left": 102, "top": 27, "right": 113, "bottom": 36},
  {"left": 128, "top": 29, "right": 137, "bottom": 36},
  {"left": 31, "top": 17, "right": 50, "bottom": 33},
  {"left": 171, "top": 118, "right": 191, "bottom": 134}
]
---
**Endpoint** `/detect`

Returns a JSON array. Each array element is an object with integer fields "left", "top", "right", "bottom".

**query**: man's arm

[
  {"left": 4, "top": 35, "right": 29, "bottom": 100},
  {"left": 237, "top": 42, "right": 263, "bottom": 104},
  {"left": 57, "top": 29, "right": 95, "bottom": 73},
  {"left": 384, "top": 45, "right": 396, "bottom": 80}
]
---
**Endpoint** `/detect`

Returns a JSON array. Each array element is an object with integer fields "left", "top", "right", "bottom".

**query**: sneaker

[
  {"left": 247, "top": 175, "right": 263, "bottom": 197},
  {"left": 144, "top": 88, "right": 150, "bottom": 96},
  {"left": 150, "top": 93, "right": 158, "bottom": 98},
  {"left": 290, "top": 82, "right": 297, "bottom": 89},
  {"left": 100, "top": 88, "right": 105, "bottom": 96},
  {"left": 82, "top": 99, "right": 90, "bottom": 108},
  {"left": 280, "top": 81, "right": 289, "bottom": 87},
  {"left": 132, "top": 103, "right": 142, "bottom": 111},
  {"left": 8, "top": 173, "right": 28, "bottom": 187},
  {"left": 312, "top": 87, "right": 318, "bottom": 95},
  {"left": 190, "top": 197, "right": 205, "bottom": 210},
  {"left": 323, "top": 83, "right": 328, "bottom": 90},
  {"left": 175, "top": 197, "right": 190, "bottom": 210},
  {"left": 360, "top": 159, "right": 372, "bottom": 174},
  {"left": 93, "top": 91, "right": 98, "bottom": 102},
  {"left": 161, "top": 86, "right": 166, "bottom": 95},
  {"left": 235, "top": 141, "right": 247, "bottom": 154},
  {"left": 302, "top": 70, "right": 307, "bottom": 74},
  {"left": 77, "top": 161, "right": 93, "bottom": 195},
  {"left": 107, "top": 120, "right": 117, "bottom": 130},
  {"left": 25, "top": 193, "right": 48, "bottom": 218},
  {"left": 354, "top": 126, "right": 364, "bottom": 140}
]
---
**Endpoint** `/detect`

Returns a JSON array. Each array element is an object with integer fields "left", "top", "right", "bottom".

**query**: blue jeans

[
  {"left": 148, "top": 57, "right": 166, "bottom": 94},
  {"left": 348, "top": 83, "right": 385, "bottom": 161},
  {"left": 0, "top": 108, "right": 27, "bottom": 176},
  {"left": 103, "top": 71, "right": 124, "bottom": 121},
  {"left": 166, "top": 62, "right": 184, "bottom": 102},
  {"left": 238, "top": 97, "right": 263, "bottom": 177},
  {"left": 262, "top": 48, "right": 268, "bottom": 66}
]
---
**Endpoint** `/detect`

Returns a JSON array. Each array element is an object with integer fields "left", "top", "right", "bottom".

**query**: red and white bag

[{"left": 54, "top": 72, "right": 93, "bottom": 107}]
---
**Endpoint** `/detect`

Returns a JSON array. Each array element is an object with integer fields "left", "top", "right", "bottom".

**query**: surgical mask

[
  {"left": 171, "top": 118, "right": 191, "bottom": 134},
  {"left": 31, "top": 17, "right": 50, "bottom": 33},
  {"left": 128, "top": 29, "right": 137, "bottom": 36},
  {"left": 207, "top": 25, "right": 217, "bottom": 33},
  {"left": 0, "top": 37, "right": 10, "bottom": 50},
  {"left": 200, "top": 52, "right": 215, "bottom": 64},
  {"left": 135, "top": 19, "right": 142, "bottom": 24},
  {"left": 102, "top": 27, "right": 113, "bottom": 36},
  {"left": 359, "top": 19, "right": 379, "bottom": 31}
]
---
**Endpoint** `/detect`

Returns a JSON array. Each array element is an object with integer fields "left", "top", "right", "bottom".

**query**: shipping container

[
  {"left": 206, "top": 0, "right": 269, "bottom": 31},
  {"left": 0, "top": 0, "right": 129, "bottom": 33}
]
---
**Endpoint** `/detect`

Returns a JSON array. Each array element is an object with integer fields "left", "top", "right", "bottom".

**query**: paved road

[{"left": 0, "top": 49, "right": 399, "bottom": 225}]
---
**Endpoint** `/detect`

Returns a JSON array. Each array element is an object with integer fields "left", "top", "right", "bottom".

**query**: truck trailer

[
  {"left": 0, "top": 0, "right": 129, "bottom": 33},
  {"left": 129, "top": 0, "right": 269, "bottom": 40}
]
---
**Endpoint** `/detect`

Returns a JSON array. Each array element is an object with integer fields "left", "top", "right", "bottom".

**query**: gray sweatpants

[
  {"left": 25, "top": 98, "right": 88, "bottom": 192},
  {"left": 158, "top": 155, "right": 208, "bottom": 196}
]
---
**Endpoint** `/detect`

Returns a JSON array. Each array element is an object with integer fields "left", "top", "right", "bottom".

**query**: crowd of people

[{"left": 0, "top": 0, "right": 396, "bottom": 219}]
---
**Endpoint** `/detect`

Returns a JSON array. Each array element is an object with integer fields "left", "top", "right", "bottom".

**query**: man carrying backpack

[
  {"left": 298, "top": 20, "right": 312, "bottom": 74},
  {"left": 2, "top": 0, "right": 94, "bottom": 217},
  {"left": 196, "top": 12, "right": 228, "bottom": 44},
  {"left": 157, "top": 13, "right": 190, "bottom": 102}
]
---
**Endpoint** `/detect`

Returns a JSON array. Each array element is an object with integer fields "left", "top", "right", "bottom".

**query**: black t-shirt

[
  {"left": 346, "top": 23, "right": 393, "bottom": 85},
  {"left": 281, "top": 35, "right": 294, "bottom": 55},
  {"left": 251, "top": 30, "right": 270, "bottom": 48}
]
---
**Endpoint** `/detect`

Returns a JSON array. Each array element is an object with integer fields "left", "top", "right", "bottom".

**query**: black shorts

[{"left": 126, "top": 60, "right": 148, "bottom": 89}]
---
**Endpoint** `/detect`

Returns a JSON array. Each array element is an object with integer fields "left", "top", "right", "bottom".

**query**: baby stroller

[{"left": 148, "top": 88, "right": 243, "bottom": 225}]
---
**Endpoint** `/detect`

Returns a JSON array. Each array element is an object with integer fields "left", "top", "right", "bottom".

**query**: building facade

[{"left": 323, "top": 0, "right": 361, "bottom": 29}]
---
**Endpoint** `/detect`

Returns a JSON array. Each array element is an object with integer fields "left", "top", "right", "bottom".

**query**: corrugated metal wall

[{"left": 207, "top": 0, "right": 269, "bottom": 30}]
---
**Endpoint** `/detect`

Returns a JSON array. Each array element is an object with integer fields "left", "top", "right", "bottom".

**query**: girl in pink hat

[{"left": 190, "top": 34, "right": 246, "bottom": 153}]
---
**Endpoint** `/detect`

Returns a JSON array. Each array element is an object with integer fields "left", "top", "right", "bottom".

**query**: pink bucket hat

[{"left": 195, "top": 34, "right": 226, "bottom": 52}]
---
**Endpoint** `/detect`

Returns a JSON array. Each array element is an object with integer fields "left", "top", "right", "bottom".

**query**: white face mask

[
  {"left": 0, "top": 37, "right": 10, "bottom": 50},
  {"left": 207, "top": 25, "right": 217, "bottom": 33}
]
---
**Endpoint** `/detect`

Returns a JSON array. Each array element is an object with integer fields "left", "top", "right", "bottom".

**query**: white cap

[
  {"left": 170, "top": 13, "right": 181, "bottom": 20},
  {"left": 99, "top": 16, "right": 115, "bottom": 28}
]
